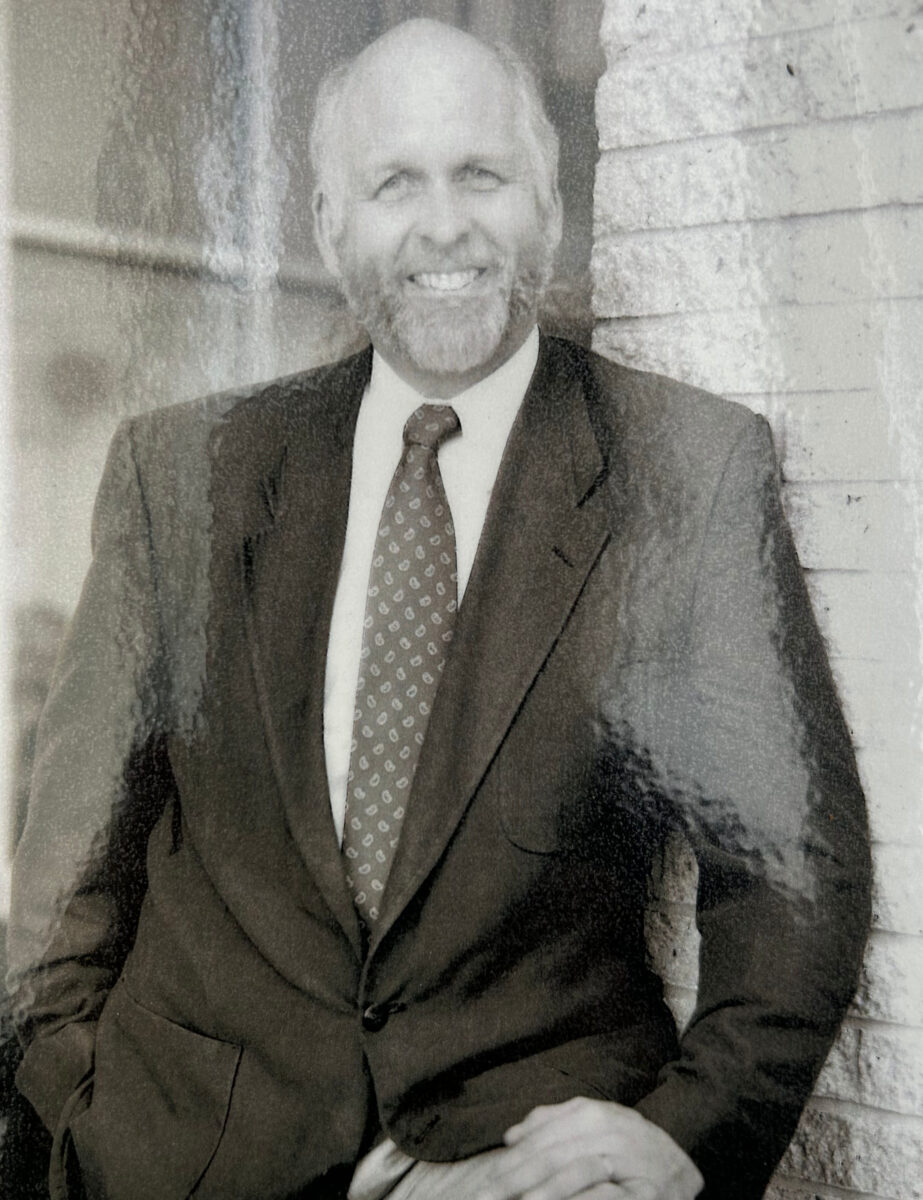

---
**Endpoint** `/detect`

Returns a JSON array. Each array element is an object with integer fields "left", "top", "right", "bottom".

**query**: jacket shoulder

[
  {"left": 92, "top": 349, "right": 370, "bottom": 563},
  {"left": 578, "top": 340, "right": 757, "bottom": 446},
  {"left": 538, "top": 338, "right": 778, "bottom": 548},
  {"left": 545, "top": 337, "right": 770, "bottom": 486},
  {"left": 117, "top": 348, "right": 372, "bottom": 460}
]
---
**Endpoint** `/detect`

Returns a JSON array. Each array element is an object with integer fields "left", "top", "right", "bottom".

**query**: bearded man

[{"left": 7, "top": 19, "right": 870, "bottom": 1200}]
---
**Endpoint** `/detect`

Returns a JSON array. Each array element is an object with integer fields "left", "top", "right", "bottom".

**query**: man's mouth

[{"left": 409, "top": 269, "right": 484, "bottom": 292}]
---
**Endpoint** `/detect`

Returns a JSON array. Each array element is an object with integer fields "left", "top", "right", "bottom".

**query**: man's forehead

[
  {"left": 346, "top": 25, "right": 513, "bottom": 119},
  {"left": 349, "top": 105, "right": 524, "bottom": 171},
  {"left": 338, "top": 31, "right": 524, "bottom": 177}
]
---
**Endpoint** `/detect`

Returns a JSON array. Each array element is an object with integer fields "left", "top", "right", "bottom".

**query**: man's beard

[{"left": 336, "top": 248, "right": 552, "bottom": 378}]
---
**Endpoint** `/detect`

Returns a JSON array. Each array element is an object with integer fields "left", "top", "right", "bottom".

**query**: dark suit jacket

[{"left": 8, "top": 336, "right": 871, "bottom": 1200}]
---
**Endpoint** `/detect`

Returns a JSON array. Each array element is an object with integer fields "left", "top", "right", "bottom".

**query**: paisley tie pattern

[{"left": 343, "top": 404, "right": 461, "bottom": 925}]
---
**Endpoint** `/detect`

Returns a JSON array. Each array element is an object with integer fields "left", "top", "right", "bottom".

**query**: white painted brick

[
  {"left": 875, "top": 302, "right": 923, "bottom": 483},
  {"left": 592, "top": 207, "right": 923, "bottom": 317},
  {"left": 597, "top": 18, "right": 923, "bottom": 149},
  {"left": 596, "top": 6, "right": 923, "bottom": 1187},
  {"left": 592, "top": 300, "right": 916, "bottom": 394},
  {"left": 644, "top": 906, "right": 700, "bottom": 990},
  {"left": 816, "top": 1021, "right": 923, "bottom": 1117},
  {"left": 649, "top": 831, "right": 699, "bottom": 906},
  {"left": 804, "top": 571, "right": 917, "bottom": 663},
  {"left": 764, "top": 1182, "right": 860, "bottom": 1200},
  {"left": 871, "top": 844, "right": 923, "bottom": 936},
  {"left": 857, "top": 748, "right": 923, "bottom": 845},
  {"left": 851, "top": 932, "right": 923, "bottom": 1026},
  {"left": 829, "top": 658, "right": 919, "bottom": 756},
  {"left": 661, "top": 983, "right": 697, "bottom": 1032},
  {"left": 601, "top": 0, "right": 915, "bottom": 61},
  {"left": 780, "top": 1102, "right": 923, "bottom": 1196},
  {"left": 782, "top": 482, "right": 915, "bottom": 572},
  {"left": 594, "top": 111, "right": 923, "bottom": 236},
  {"left": 743, "top": 390, "right": 904, "bottom": 484},
  {"left": 737, "top": 390, "right": 901, "bottom": 489}
]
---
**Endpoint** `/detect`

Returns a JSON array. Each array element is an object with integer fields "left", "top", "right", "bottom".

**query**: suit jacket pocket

[
  {"left": 70, "top": 979, "right": 241, "bottom": 1200},
  {"left": 490, "top": 723, "right": 601, "bottom": 855}
]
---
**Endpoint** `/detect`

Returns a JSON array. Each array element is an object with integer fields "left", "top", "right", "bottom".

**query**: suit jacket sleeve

[
  {"left": 7, "top": 418, "right": 167, "bottom": 1154},
  {"left": 631, "top": 413, "right": 872, "bottom": 1195}
]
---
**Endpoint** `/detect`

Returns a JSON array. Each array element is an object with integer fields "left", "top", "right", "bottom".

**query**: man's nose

[{"left": 414, "top": 183, "right": 472, "bottom": 247}]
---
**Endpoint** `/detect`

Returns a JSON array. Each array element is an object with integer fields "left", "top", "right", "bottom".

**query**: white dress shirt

[{"left": 323, "top": 327, "right": 539, "bottom": 841}]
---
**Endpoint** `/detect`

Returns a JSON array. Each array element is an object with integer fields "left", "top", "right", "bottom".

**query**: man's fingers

[
  {"left": 504, "top": 1097, "right": 585, "bottom": 1143},
  {"left": 505, "top": 1097, "right": 636, "bottom": 1146},
  {"left": 494, "top": 1098, "right": 703, "bottom": 1200},
  {"left": 479, "top": 1148, "right": 620, "bottom": 1200}
]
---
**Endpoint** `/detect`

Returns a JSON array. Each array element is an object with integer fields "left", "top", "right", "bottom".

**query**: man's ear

[
  {"left": 312, "top": 190, "right": 342, "bottom": 280},
  {"left": 545, "top": 179, "right": 564, "bottom": 257}
]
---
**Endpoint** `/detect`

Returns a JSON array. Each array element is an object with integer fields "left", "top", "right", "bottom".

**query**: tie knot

[{"left": 403, "top": 404, "right": 461, "bottom": 452}]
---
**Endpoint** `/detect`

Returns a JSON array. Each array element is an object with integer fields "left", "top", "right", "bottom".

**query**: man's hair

[{"left": 309, "top": 29, "right": 561, "bottom": 231}]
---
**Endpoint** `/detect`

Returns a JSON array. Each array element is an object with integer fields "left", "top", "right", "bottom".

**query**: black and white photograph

[{"left": 0, "top": 3, "right": 920, "bottom": 1198}]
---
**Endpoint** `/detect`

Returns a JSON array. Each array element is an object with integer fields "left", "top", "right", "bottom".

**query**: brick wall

[{"left": 592, "top": 2, "right": 923, "bottom": 1197}]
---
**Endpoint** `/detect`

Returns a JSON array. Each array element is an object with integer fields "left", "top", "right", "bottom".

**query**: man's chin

[
  {"left": 385, "top": 296, "right": 511, "bottom": 379},
  {"left": 339, "top": 265, "right": 545, "bottom": 381}
]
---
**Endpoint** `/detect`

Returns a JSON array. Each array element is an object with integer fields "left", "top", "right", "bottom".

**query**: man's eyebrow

[
  {"left": 364, "top": 149, "right": 520, "bottom": 174},
  {"left": 465, "top": 149, "right": 533, "bottom": 181},
  {"left": 363, "top": 160, "right": 421, "bottom": 183},
  {"left": 367, "top": 158, "right": 413, "bottom": 174},
  {"left": 459, "top": 152, "right": 515, "bottom": 168}
]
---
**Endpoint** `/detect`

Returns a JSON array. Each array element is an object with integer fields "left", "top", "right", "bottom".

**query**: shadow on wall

[{"left": 540, "top": 279, "right": 595, "bottom": 349}]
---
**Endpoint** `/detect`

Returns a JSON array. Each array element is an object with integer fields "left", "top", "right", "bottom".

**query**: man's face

[{"left": 315, "top": 36, "right": 560, "bottom": 396}]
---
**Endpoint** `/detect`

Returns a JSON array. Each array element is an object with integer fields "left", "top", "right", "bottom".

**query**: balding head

[
  {"left": 308, "top": 19, "right": 562, "bottom": 395},
  {"left": 310, "top": 20, "right": 560, "bottom": 237}
]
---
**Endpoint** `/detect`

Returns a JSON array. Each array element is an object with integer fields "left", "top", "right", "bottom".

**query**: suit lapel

[
  {"left": 226, "top": 338, "right": 611, "bottom": 958},
  {"left": 236, "top": 351, "right": 371, "bottom": 955},
  {"left": 372, "top": 337, "right": 611, "bottom": 951}
]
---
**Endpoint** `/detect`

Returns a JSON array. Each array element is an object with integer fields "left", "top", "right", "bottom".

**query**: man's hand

[{"left": 477, "top": 1097, "right": 704, "bottom": 1200}]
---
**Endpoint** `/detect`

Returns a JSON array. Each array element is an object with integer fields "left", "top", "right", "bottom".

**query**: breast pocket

[
  {"left": 488, "top": 657, "right": 678, "bottom": 856},
  {"left": 70, "top": 979, "right": 241, "bottom": 1200},
  {"left": 489, "top": 717, "right": 605, "bottom": 855}
]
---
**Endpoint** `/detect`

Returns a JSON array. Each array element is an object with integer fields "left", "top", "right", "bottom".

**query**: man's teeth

[{"left": 413, "top": 270, "right": 480, "bottom": 291}]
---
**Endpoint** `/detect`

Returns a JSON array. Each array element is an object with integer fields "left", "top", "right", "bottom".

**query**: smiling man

[
  {"left": 310, "top": 22, "right": 560, "bottom": 396},
  {"left": 7, "top": 18, "right": 870, "bottom": 1200}
]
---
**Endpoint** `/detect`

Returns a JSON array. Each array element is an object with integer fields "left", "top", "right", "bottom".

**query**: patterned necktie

[{"left": 343, "top": 404, "right": 461, "bottom": 925}]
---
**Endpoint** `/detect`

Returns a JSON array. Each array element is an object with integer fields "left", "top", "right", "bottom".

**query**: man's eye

[
  {"left": 461, "top": 166, "right": 502, "bottom": 189},
  {"left": 374, "top": 173, "right": 413, "bottom": 199}
]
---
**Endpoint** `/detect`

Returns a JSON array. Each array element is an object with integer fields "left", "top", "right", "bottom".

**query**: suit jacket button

[{"left": 362, "top": 1003, "right": 389, "bottom": 1033}]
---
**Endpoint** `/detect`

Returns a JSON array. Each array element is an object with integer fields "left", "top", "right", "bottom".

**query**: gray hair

[{"left": 309, "top": 31, "right": 561, "bottom": 230}]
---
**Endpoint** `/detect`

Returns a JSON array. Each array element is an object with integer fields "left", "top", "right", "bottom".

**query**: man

[{"left": 7, "top": 19, "right": 870, "bottom": 1200}]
